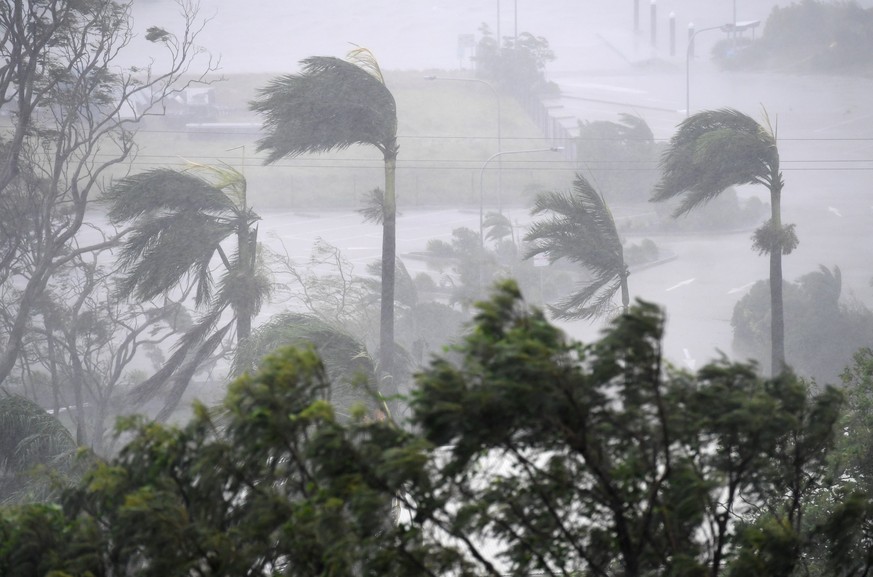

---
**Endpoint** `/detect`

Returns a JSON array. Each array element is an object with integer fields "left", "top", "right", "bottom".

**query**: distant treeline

[{"left": 714, "top": 0, "right": 873, "bottom": 74}]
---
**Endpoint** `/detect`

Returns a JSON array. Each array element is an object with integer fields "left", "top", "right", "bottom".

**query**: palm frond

[
  {"left": 0, "top": 395, "right": 76, "bottom": 473},
  {"left": 616, "top": 112, "right": 655, "bottom": 142},
  {"left": 104, "top": 168, "right": 236, "bottom": 222},
  {"left": 526, "top": 176, "right": 623, "bottom": 274},
  {"left": 251, "top": 55, "right": 398, "bottom": 163},
  {"left": 231, "top": 313, "right": 377, "bottom": 416},
  {"left": 183, "top": 162, "right": 248, "bottom": 207},
  {"left": 357, "top": 187, "right": 385, "bottom": 225},
  {"left": 114, "top": 212, "right": 236, "bottom": 304},
  {"left": 346, "top": 45, "right": 386, "bottom": 84},
  {"left": 214, "top": 260, "right": 272, "bottom": 319},
  {"left": 155, "top": 320, "right": 234, "bottom": 422},
  {"left": 127, "top": 306, "right": 229, "bottom": 406},
  {"left": 525, "top": 174, "right": 628, "bottom": 322},
  {"left": 550, "top": 275, "right": 624, "bottom": 321},
  {"left": 653, "top": 108, "right": 779, "bottom": 216},
  {"left": 484, "top": 211, "right": 513, "bottom": 244}
]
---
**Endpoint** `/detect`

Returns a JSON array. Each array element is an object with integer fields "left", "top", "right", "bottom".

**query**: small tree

[
  {"left": 0, "top": 0, "right": 215, "bottom": 388},
  {"left": 526, "top": 173, "right": 630, "bottom": 320},
  {"left": 103, "top": 164, "right": 271, "bottom": 420}
]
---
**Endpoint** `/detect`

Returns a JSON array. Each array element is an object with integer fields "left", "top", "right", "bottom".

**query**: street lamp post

[
  {"left": 685, "top": 20, "right": 760, "bottom": 116},
  {"left": 685, "top": 24, "right": 727, "bottom": 117},
  {"left": 478, "top": 147, "right": 563, "bottom": 246}
]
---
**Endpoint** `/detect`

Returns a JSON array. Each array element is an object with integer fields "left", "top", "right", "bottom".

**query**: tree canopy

[{"left": 3, "top": 281, "right": 870, "bottom": 576}]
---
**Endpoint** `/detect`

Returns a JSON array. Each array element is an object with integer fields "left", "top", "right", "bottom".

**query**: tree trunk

[
  {"left": 236, "top": 220, "right": 253, "bottom": 341},
  {"left": 620, "top": 270, "right": 630, "bottom": 315},
  {"left": 769, "top": 182, "right": 785, "bottom": 377},
  {"left": 379, "top": 150, "right": 397, "bottom": 397}
]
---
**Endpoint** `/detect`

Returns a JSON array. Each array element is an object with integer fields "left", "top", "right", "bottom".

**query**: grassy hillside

[{"left": 131, "top": 71, "right": 576, "bottom": 210}]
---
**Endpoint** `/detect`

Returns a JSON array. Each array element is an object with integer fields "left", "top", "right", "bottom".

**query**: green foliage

[
  {"left": 0, "top": 282, "right": 857, "bottom": 576},
  {"left": 251, "top": 48, "right": 400, "bottom": 384},
  {"left": 653, "top": 109, "right": 780, "bottom": 217},
  {"left": 732, "top": 266, "right": 873, "bottom": 383},
  {"left": 654, "top": 107, "right": 789, "bottom": 376},
  {"left": 0, "top": 503, "right": 102, "bottom": 577},
  {"left": 525, "top": 173, "right": 630, "bottom": 320},
  {"left": 576, "top": 113, "right": 661, "bottom": 204},
  {"left": 104, "top": 164, "right": 272, "bottom": 417},
  {"left": 0, "top": 395, "right": 77, "bottom": 504},
  {"left": 251, "top": 54, "right": 398, "bottom": 162},
  {"left": 474, "top": 24, "right": 556, "bottom": 96},
  {"left": 715, "top": 0, "right": 873, "bottom": 73},
  {"left": 232, "top": 312, "right": 380, "bottom": 418}
]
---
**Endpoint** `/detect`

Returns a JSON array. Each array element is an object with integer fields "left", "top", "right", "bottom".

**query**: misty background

[{"left": 116, "top": 0, "right": 873, "bottom": 378}]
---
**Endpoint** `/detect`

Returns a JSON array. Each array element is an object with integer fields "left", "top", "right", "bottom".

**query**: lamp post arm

[
  {"left": 686, "top": 25, "right": 728, "bottom": 117},
  {"left": 478, "top": 147, "right": 563, "bottom": 246}
]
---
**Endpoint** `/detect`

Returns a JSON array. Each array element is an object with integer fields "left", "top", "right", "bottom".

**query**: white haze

[{"left": 119, "top": 0, "right": 873, "bottom": 371}]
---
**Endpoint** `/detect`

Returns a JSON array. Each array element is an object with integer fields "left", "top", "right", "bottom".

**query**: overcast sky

[{"left": 130, "top": 0, "right": 849, "bottom": 74}]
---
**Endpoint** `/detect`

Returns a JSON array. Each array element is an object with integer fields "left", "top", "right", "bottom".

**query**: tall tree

[
  {"left": 250, "top": 48, "right": 400, "bottom": 394},
  {"left": 103, "top": 164, "right": 271, "bottom": 419},
  {"left": 652, "top": 108, "right": 796, "bottom": 376},
  {"left": 0, "top": 0, "right": 214, "bottom": 386},
  {"left": 525, "top": 173, "right": 629, "bottom": 320}
]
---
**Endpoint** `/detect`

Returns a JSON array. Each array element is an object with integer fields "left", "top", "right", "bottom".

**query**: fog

[
  {"left": 124, "top": 0, "right": 873, "bottom": 375},
  {"left": 131, "top": 0, "right": 796, "bottom": 73}
]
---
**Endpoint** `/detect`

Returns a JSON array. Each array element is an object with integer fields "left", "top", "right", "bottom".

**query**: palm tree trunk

[
  {"left": 620, "top": 269, "right": 630, "bottom": 315},
  {"left": 235, "top": 216, "right": 255, "bottom": 342},
  {"left": 769, "top": 182, "right": 785, "bottom": 377},
  {"left": 379, "top": 150, "right": 397, "bottom": 394}
]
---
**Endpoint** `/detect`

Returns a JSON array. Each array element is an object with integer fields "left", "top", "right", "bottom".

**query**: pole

[
  {"left": 496, "top": 0, "right": 501, "bottom": 49},
  {"left": 478, "top": 147, "right": 563, "bottom": 246},
  {"left": 686, "top": 24, "right": 727, "bottom": 116},
  {"left": 634, "top": 0, "right": 640, "bottom": 33}
]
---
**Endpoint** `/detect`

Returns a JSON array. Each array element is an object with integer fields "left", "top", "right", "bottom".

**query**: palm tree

[
  {"left": 231, "top": 313, "right": 381, "bottom": 420},
  {"left": 103, "top": 164, "right": 272, "bottom": 417},
  {"left": 250, "top": 48, "right": 399, "bottom": 393},
  {"left": 0, "top": 393, "right": 77, "bottom": 503},
  {"left": 652, "top": 108, "right": 796, "bottom": 376},
  {"left": 525, "top": 174, "right": 629, "bottom": 321}
]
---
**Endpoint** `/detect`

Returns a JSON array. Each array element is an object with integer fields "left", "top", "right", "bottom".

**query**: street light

[
  {"left": 478, "top": 147, "right": 563, "bottom": 246},
  {"left": 685, "top": 20, "right": 760, "bottom": 116},
  {"left": 425, "top": 75, "right": 503, "bottom": 197}
]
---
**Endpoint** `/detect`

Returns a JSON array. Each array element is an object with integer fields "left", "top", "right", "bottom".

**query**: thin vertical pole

[{"left": 650, "top": 0, "right": 657, "bottom": 47}]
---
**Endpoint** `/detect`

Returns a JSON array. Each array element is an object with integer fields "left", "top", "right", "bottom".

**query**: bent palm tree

[
  {"left": 525, "top": 174, "right": 629, "bottom": 320},
  {"left": 250, "top": 48, "right": 399, "bottom": 392},
  {"left": 652, "top": 108, "right": 796, "bottom": 376},
  {"left": 104, "top": 164, "right": 272, "bottom": 417}
]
